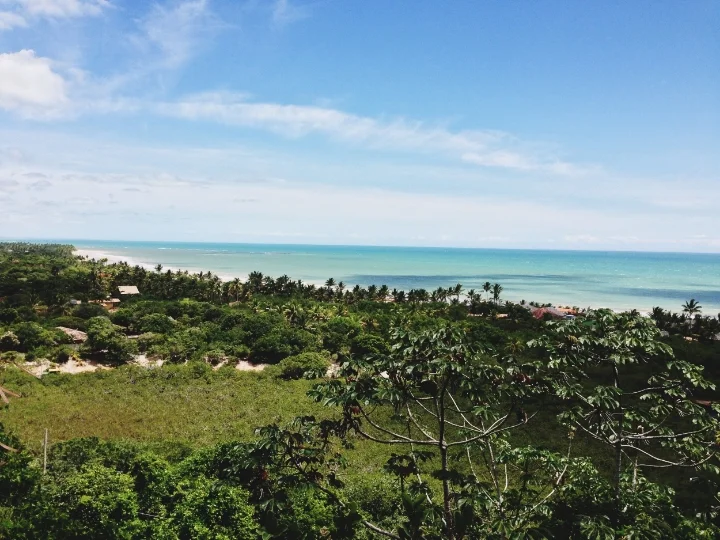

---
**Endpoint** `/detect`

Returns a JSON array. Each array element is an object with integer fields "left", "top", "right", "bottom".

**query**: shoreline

[
  {"left": 73, "top": 248, "right": 659, "bottom": 314},
  {"left": 73, "top": 248, "right": 239, "bottom": 282},
  {"left": 73, "top": 248, "right": 329, "bottom": 288}
]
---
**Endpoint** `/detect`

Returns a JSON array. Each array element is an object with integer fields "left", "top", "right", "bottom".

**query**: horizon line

[{"left": 3, "top": 236, "right": 720, "bottom": 257}]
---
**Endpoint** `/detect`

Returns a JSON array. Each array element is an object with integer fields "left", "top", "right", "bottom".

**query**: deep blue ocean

[{"left": 66, "top": 240, "right": 720, "bottom": 314}]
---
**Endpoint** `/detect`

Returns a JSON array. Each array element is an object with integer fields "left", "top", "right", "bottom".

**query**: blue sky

[{"left": 0, "top": 0, "right": 718, "bottom": 250}]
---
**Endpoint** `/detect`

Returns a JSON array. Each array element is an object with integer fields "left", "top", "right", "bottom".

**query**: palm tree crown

[{"left": 682, "top": 299, "right": 702, "bottom": 318}]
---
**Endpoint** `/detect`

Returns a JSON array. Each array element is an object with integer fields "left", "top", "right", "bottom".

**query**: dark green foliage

[
  {"left": 71, "top": 303, "right": 109, "bottom": 320},
  {"left": 251, "top": 326, "right": 321, "bottom": 364},
  {"left": 322, "top": 316, "right": 362, "bottom": 354},
  {"left": 275, "top": 352, "right": 331, "bottom": 380},
  {"left": 137, "top": 313, "right": 176, "bottom": 334},
  {"left": 51, "top": 345, "right": 76, "bottom": 363},
  {"left": 0, "top": 424, "right": 38, "bottom": 507},
  {"left": 0, "top": 308, "right": 18, "bottom": 324},
  {"left": 0, "top": 331, "right": 20, "bottom": 352},
  {"left": 82, "top": 317, "right": 137, "bottom": 363},
  {"left": 37, "top": 463, "right": 143, "bottom": 539},
  {"left": 350, "top": 332, "right": 390, "bottom": 357},
  {"left": 9, "top": 322, "right": 62, "bottom": 352},
  {"left": 156, "top": 477, "right": 259, "bottom": 539},
  {"left": 51, "top": 315, "right": 88, "bottom": 331}
]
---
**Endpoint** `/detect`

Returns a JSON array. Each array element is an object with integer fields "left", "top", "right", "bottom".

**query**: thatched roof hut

[
  {"left": 56, "top": 327, "right": 88, "bottom": 343},
  {"left": 531, "top": 307, "right": 566, "bottom": 320}
]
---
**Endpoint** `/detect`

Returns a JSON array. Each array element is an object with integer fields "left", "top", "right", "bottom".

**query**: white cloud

[
  {"left": 156, "top": 93, "right": 589, "bottom": 174},
  {"left": 14, "top": 0, "right": 108, "bottom": 17},
  {"left": 462, "top": 151, "right": 536, "bottom": 171},
  {"left": 0, "top": 10, "right": 26, "bottom": 28},
  {"left": 462, "top": 151, "right": 594, "bottom": 176},
  {"left": 0, "top": 0, "right": 108, "bottom": 29},
  {"left": 0, "top": 50, "right": 68, "bottom": 116},
  {"left": 134, "top": 0, "right": 217, "bottom": 69}
]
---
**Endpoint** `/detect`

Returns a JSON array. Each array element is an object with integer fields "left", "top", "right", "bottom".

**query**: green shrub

[
  {"left": 275, "top": 352, "right": 330, "bottom": 380},
  {"left": 82, "top": 317, "right": 137, "bottom": 363},
  {"left": 0, "top": 331, "right": 20, "bottom": 352},
  {"left": 343, "top": 475, "right": 401, "bottom": 524},
  {"left": 137, "top": 313, "right": 175, "bottom": 334},
  {"left": 136, "top": 332, "right": 165, "bottom": 353},
  {"left": 0, "top": 351, "right": 23, "bottom": 363},
  {"left": 51, "top": 316, "right": 88, "bottom": 331},
  {"left": 52, "top": 345, "right": 76, "bottom": 363},
  {"left": 225, "top": 343, "right": 251, "bottom": 360},
  {"left": 156, "top": 477, "right": 259, "bottom": 539},
  {"left": 0, "top": 308, "right": 18, "bottom": 324},
  {"left": 350, "top": 333, "right": 389, "bottom": 358},
  {"left": 10, "top": 322, "right": 61, "bottom": 351},
  {"left": 71, "top": 303, "right": 109, "bottom": 320},
  {"left": 250, "top": 327, "right": 321, "bottom": 364},
  {"left": 0, "top": 424, "right": 38, "bottom": 506},
  {"left": 204, "top": 349, "right": 226, "bottom": 366},
  {"left": 38, "top": 463, "right": 142, "bottom": 539},
  {"left": 323, "top": 316, "right": 362, "bottom": 354}
]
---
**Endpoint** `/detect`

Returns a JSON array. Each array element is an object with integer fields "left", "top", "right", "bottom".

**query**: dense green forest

[{"left": 1, "top": 242, "right": 720, "bottom": 538}]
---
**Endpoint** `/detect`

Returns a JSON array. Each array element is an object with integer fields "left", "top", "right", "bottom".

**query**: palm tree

[
  {"left": 452, "top": 283, "right": 463, "bottom": 302},
  {"left": 367, "top": 284, "right": 378, "bottom": 300},
  {"left": 378, "top": 284, "right": 389, "bottom": 302},
  {"left": 229, "top": 278, "right": 242, "bottom": 302},
  {"left": 650, "top": 306, "right": 666, "bottom": 326},
  {"left": 248, "top": 271, "right": 264, "bottom": 293},
  {"left": 682, "top": 299, "right": 702, "bottom": 318},
  {"left": 483, "top": 281, "right": 492, "bottom": 302},
  {"left": 492, "top": 283, "right": 503, "bottom": 305}
]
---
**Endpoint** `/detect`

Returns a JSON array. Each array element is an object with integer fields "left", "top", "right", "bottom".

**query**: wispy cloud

[
  {"left": 462, "top": 151, "right": 595, "bottom": 176},
  {"left": 272, "top": 0, "right": 310, "bottom": 28},
  {"left": 0, "top": 0, "right": 108, "bottom": 29},
  {"left": 0, "top": 9, "right": 26, "bottom": 29},
  {"left": 155, "top": 92, "right": 591, "bottom": 174},
  {"left": 132, "top": 0, "right": 220, "bottom": 69}
]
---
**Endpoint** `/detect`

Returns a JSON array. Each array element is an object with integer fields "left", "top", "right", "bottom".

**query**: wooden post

[{"left": 43, "top": 429, "right": 48, "bottom": 474}]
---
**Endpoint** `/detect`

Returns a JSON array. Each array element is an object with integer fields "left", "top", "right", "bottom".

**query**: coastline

[
  {"left": 72, "top": 247, "right": 661, "bottom": 314},
  {"left": 74, "top": 248, "right": 156, "bottom": 270},
  {"left": 73, "top": 248, "right": 325, "bottom": 287}
]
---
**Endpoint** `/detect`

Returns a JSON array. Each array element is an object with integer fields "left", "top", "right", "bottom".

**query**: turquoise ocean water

[{"left": 67, "top": 240, "right": 720, "bottom": 314}]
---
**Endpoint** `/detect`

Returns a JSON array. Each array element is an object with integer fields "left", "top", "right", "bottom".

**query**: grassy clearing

[
  {"left": 0, "top": 363, "right": 399, "bottom": 479},
  {"left": 0, "top": 364, "right": 323, "bottom": 450}
]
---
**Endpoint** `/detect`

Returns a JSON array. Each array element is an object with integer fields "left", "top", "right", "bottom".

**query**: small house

[
  {"left": 90, "top": 298, "right": 121, "bottom": 310},
  {"left": 118, "top": 285, "right": 140, "bottom": 296}
]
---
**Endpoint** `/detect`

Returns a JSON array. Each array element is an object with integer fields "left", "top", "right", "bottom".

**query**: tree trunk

[
  {"left": 440, "top": 441, "right": 453, "bottom": 538},
  {"left": 612, "top": 365, "right": 624, "bottom": 530},
  {"left": 437, "top": 387, "right": 454, "bottom": 539}
]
